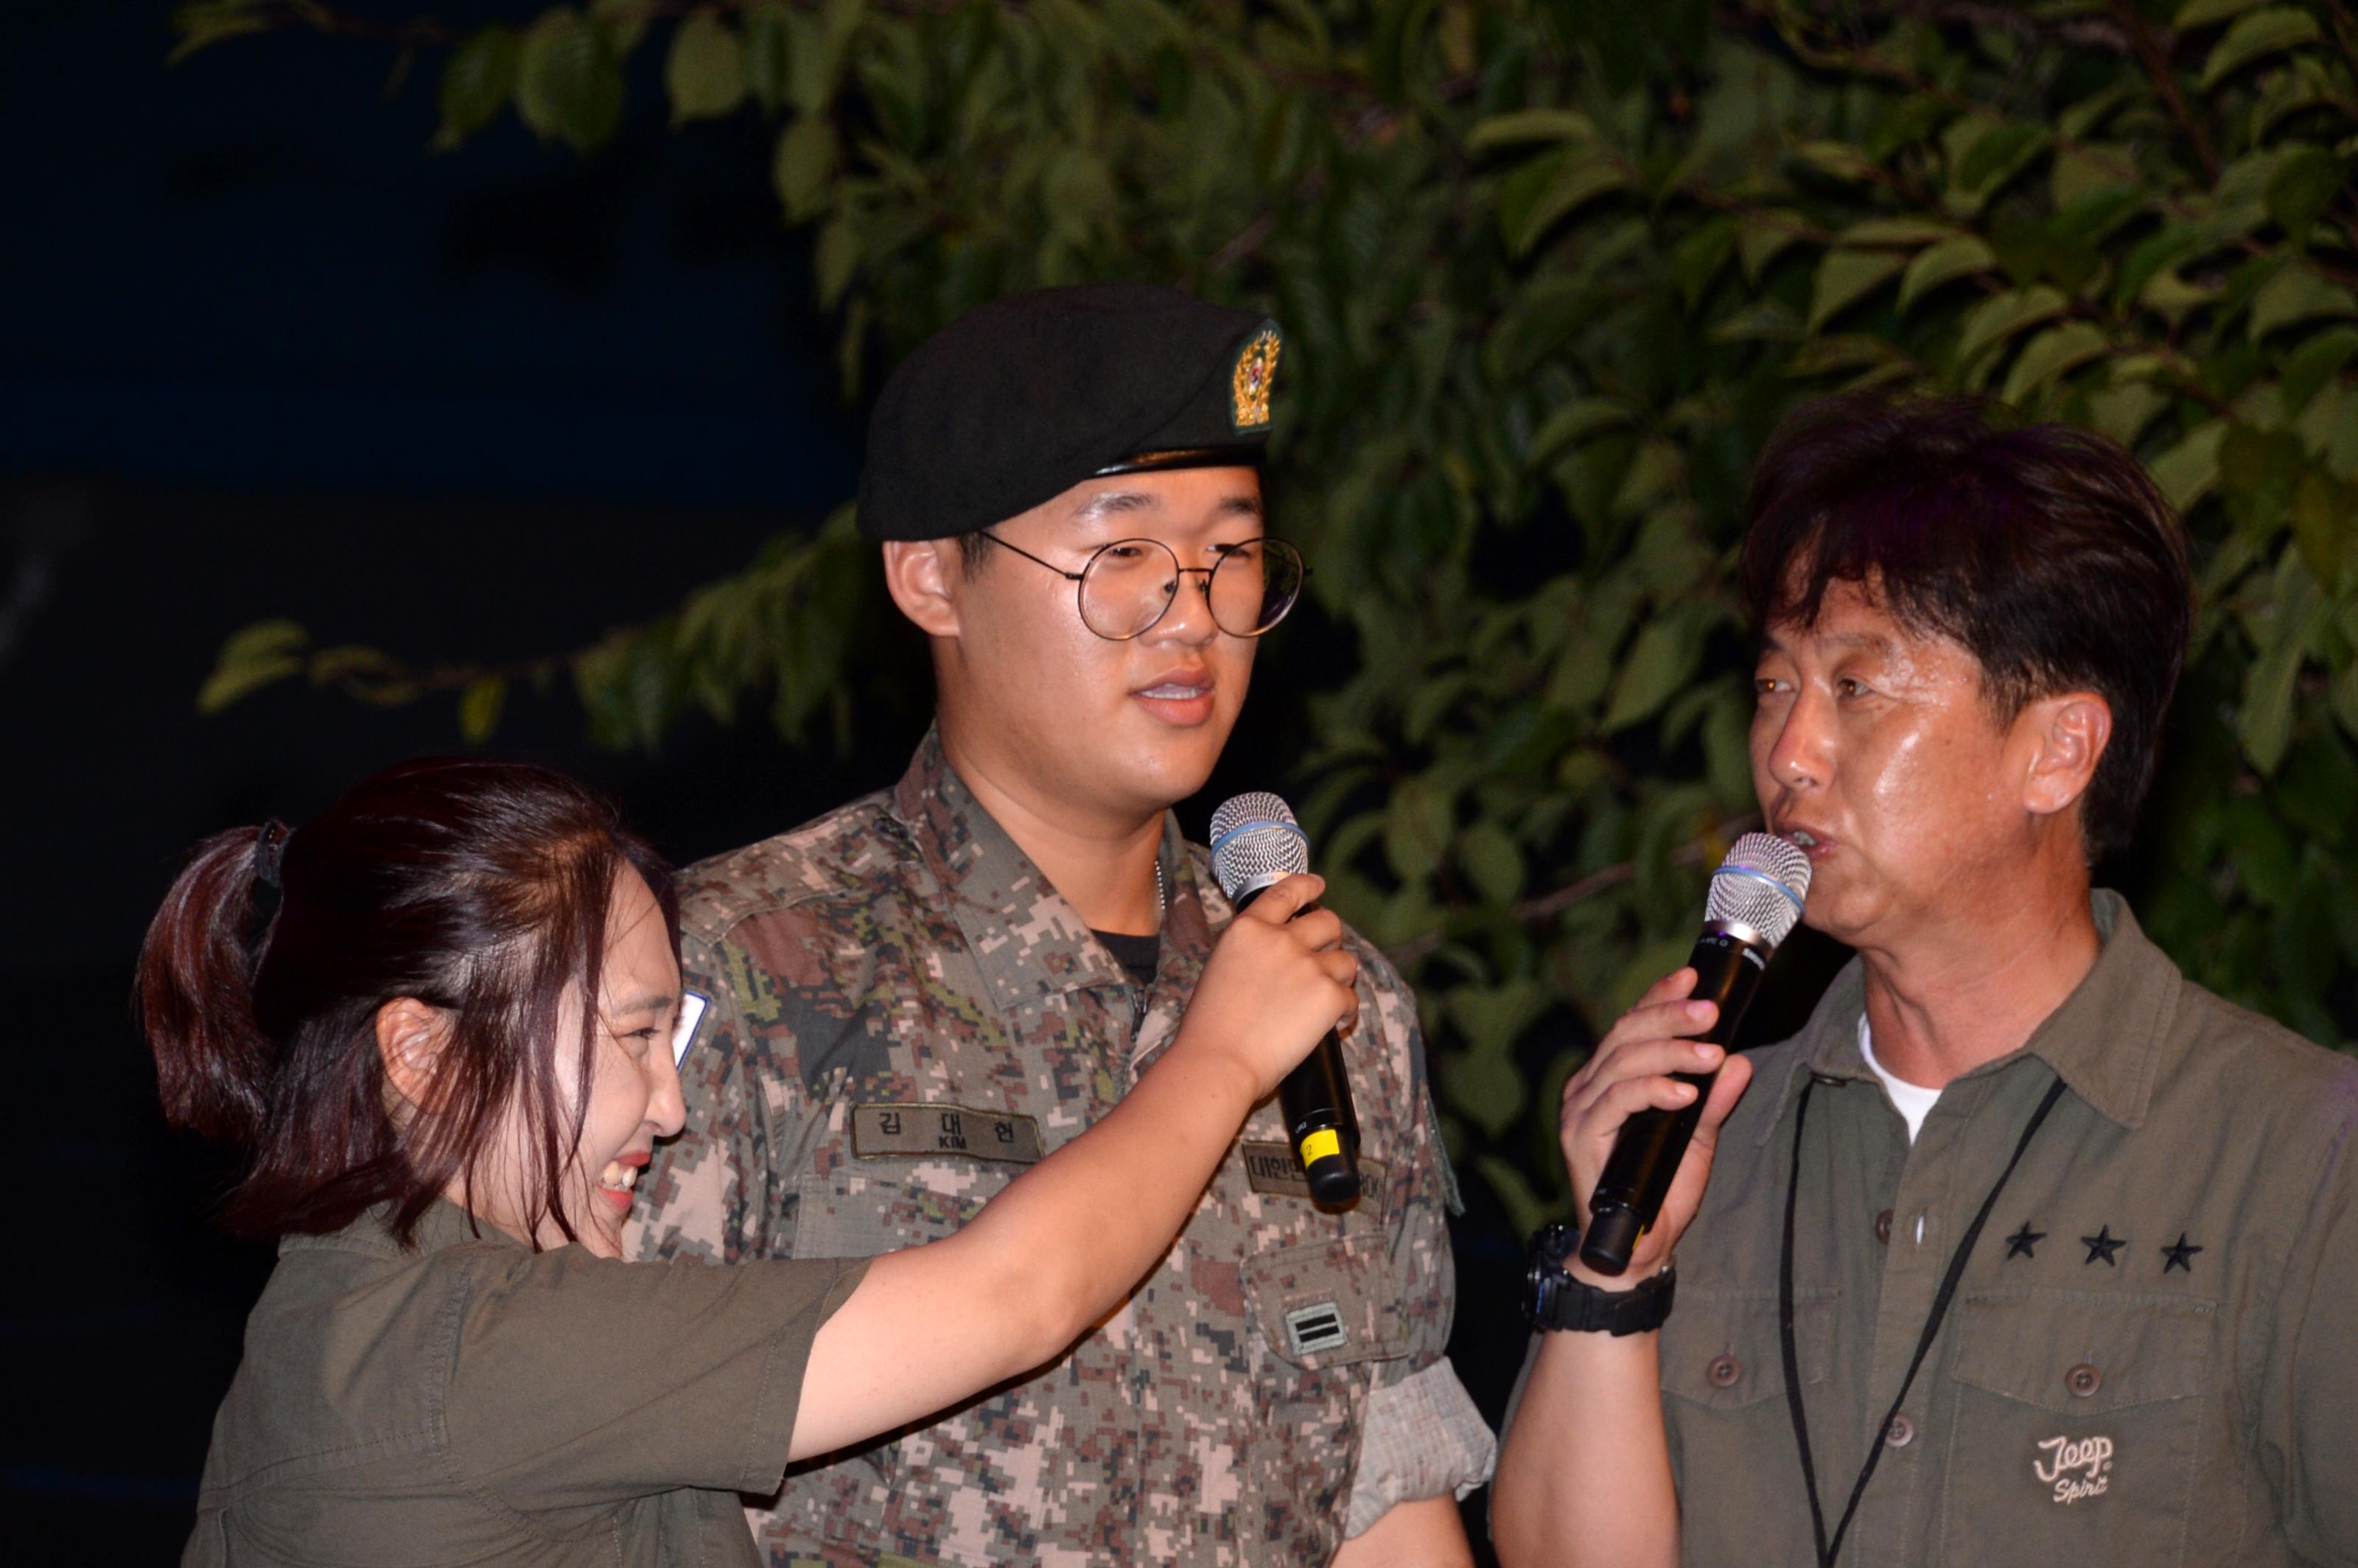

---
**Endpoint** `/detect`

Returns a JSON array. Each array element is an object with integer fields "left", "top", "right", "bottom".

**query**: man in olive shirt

[{"left": 1494, "top": 394, "right": 2358, "bottom": 1567}]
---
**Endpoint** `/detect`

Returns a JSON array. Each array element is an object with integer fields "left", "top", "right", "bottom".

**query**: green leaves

[
  {"left": 2248, "top": 267, "right": 2357, "bottom": 342},
  {"left": 2265, "top": 146, "right": 2348, "bottom": 239},
  {"left": 771, "top": 118, "right": 835, "bottom": 220},
  {"left": 2239, "top": 547, "right": 2331, "bottom": 775},
  {"left": 434, "top": 27, "right": 519, "bottom": 151},
  {"left": 198, "top": 620, "right": 309, "bottom": 713},
  {"left": 1807, "top": 249, "right": 1904, "bottom": 332},
  {"left": 517, "top": 8, "right": 625, "bottom": 154},
  {"left": 1956, "top": 122, "right": 2046, "bottom": 195},
  {"left": 458, "top": 676, "right": 507, "bottom": 744},
  {"left": 2001, "top": 322, "right": 2110, "bottom": 406},
  {"left": 1466, "top": 108, "right": 1597, "bottom": 153},
  {"left": 1899, "top": 234, "right": 1996, "bottom": 311},
  {"left": 1497, "top": 144, "right": 1627, "bottom": 256},
  {"left": 665, "top": 13, "right": 746, "bottom": 125},
  {"left": 2198, "top": 7, "right": 2322, "bottom": 88},
  {"left": 186, "top": 0, "right": 2358, "bottom": 1222},
  {"left": 1601, "top": 607, "right": 1707, "bottom": 733},
  {"left": 2174, "top": 0, "right": 2273, "bottom": 25},
  {"left": 168, "top": 1, "right": 276, "bottom": 66},
  {"left": 1955, "top": 285, "right": 2067, "bottom": 371},
  {"left": 743, "top": 2, "right": 792, "bottom": 113}
]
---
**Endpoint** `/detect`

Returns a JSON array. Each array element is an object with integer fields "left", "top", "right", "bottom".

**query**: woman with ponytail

[{"left": 142, "top": 757, "right": 1357, "bottom": 1567}]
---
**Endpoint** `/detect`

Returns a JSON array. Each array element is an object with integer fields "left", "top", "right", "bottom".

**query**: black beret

[{"left": 856, "top": 284, "right": 1283, "bottom": 542}]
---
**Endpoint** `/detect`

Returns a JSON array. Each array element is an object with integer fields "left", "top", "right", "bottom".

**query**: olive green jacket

[
  {"left": 1651, "top": 893, "right": 2358, "bottom": 1565},
  {"left": 183, "top": 1200, "right": 865, "bottom": 1567}
]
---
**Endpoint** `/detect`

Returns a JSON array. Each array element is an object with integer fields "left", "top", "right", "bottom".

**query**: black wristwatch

[{"left": 1523, "top": 1221, "right": 1676, "bottom": 1334}]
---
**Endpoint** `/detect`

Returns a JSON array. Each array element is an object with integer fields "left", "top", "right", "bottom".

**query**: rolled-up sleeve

[
  {"left": 445, "top": 1247, "right": 870, "bottom": 1509},
  {"left": 1343, "top": 951, "right": 1497, "bottom": 1534},
  {"left": 1347, "top": 1359, "right": 1499, "bottom": 1533}
]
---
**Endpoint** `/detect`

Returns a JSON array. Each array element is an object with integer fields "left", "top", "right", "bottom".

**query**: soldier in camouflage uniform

[{"left": 629, "top": 284, "right": 1495, "bottom": 1567}]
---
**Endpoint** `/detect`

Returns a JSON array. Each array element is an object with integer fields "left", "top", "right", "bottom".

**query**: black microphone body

[
  {"left": 1577, "top": 925, "right": 1774, "bottom": 1275},
  {"left": 1230, "top": 878, "right": 1362, "bottom": 1207}
]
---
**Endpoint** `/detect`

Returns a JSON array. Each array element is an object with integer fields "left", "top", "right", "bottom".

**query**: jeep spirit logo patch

[{"left": 2033, "top": 1434, "right": 2113, "bottom": 1505}]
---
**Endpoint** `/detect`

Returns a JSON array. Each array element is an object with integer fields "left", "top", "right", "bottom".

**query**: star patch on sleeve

[
  {"left": 2004, "top": 1220, "right": 2046, "bottom": 1260},
  {"left": 2161, "top": 1232, "right": 2203, "bottom": 1273}
]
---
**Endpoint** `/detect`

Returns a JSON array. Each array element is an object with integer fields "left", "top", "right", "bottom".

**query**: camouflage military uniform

[{"left": 629, "top": 729, "right": 1494, "bottom": 1566}]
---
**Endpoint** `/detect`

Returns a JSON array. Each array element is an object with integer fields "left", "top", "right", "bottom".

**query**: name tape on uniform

[
  {"left": 852, "top": 1103, "right": 1045, "bottom": 1164},
  {"left": 1239, "top": 1141, "right": 1385, "bottom": 1214}
]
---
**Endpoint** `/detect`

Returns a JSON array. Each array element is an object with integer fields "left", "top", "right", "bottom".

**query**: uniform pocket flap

[
  {"left": 1243, "top": 1233, "right": 1408, "bottom": 1371},
  {"left": 791, "top": 1164, "right": 1012, "bottom": 1256},
  {"left": 1949, "top": 1290, "right": 2213, "bottom": 1414},
  {"left": 1662, "top": 1289, "right": 1836, "bottom": 1410}
]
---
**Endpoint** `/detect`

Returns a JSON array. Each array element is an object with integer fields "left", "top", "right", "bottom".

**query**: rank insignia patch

[
  {"left": 1230, "top": 325, "right": 1281, "bottom": 432},
  {"left": 1283, "top": 1301, "right": 1348, "bottom": 1357}
]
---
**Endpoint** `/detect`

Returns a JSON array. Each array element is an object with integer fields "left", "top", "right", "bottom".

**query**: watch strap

[{"left": 1525, "top": 1222, "right": 1676, "bottom": 1334}]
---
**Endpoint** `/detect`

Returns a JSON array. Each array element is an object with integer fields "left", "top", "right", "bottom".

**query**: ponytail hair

[
  {"left": 136, "top": 759, "right": 676, "bottom": 1247},
  {"left": 139, "top": 825, "right": 286, "bottom": 1144}
]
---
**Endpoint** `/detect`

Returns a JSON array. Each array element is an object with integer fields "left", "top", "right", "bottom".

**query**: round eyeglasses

[{"left": 976, "top": 533, "right": 1308, "bottom": 641}]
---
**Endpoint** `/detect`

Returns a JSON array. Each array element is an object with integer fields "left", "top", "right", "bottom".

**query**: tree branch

[{"left": 2108, "top": 0, "right": 2217, "bottom": 183}]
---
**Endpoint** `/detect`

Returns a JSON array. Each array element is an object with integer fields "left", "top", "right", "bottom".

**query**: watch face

[{"left": 1524, "top": 1222, "right": 1579, "bottom": 1327}]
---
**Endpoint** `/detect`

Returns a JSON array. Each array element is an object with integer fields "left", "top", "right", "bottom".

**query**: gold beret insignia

[{"left": 1230, "top": 325, "right": 1281, "bottom": 433}]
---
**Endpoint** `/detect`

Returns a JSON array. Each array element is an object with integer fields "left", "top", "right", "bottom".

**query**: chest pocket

[
  {"left": 788, "top": 1159, "right": 1017, "bottom": 1257},
  {"left": 1660, "top": 1287, "right": 1837, "bottom": 1409},
  {"left": 1659, "top": 1289, "right": 1836, "bottom": 1567},
  {"left": 1937, "top": 1289, "right": 2214, "bottom": 1568},
  {"left": 1244, "top": 1233, "right": 1409, "bottom": 1371}
]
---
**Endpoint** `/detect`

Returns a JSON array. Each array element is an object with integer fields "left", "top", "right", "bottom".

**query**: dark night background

[{"left": 2, "top": 3, "right": 1551, "bottom": 1557}]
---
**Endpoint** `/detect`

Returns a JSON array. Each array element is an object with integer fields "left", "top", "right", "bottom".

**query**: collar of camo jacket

[{"left": 886, "top": 724, "right": 1229, "bottom": 1039}]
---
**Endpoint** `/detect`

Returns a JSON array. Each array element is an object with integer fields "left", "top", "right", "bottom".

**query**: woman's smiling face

[
  {"left": 556, "top": 867, "right": 686, "bottom": 1256},
  {"left": 465, "top": 865, "right": 685, "bottom": 1256}
]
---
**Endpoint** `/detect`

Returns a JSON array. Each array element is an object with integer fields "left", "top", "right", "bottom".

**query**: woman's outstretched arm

[{"left": 788, "top": 872, "right": 1357, "bottom": 1459}]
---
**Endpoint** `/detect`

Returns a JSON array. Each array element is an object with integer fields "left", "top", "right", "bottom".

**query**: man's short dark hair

[
  {"left": 957, "top": 532, "right": 993, "bottom": 576},
  {"left": 1737, "top": 392, "right": 2193, "bottom": 860}
]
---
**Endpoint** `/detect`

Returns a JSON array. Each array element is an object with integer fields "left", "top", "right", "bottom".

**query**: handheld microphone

[
  {"left": 1578, "top": 832, "right": 1811, "bottom": 1276},
  {"left": 1208, "top": 791, "right": 1362, "bottom": 1206}
]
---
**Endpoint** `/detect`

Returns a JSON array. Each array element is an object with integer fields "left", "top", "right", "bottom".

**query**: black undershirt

[{"left": 1091, "top": 928, "right": 1161, "bottom": 990}]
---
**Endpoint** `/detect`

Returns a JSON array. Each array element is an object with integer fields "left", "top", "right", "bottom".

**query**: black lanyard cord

[{"left": 1779, "top": 1071, "right": 2068, "bottom": 1567}]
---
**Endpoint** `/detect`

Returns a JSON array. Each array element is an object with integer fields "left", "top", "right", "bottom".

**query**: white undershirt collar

[{"left": 1856, "top": 1014, "right": 1942, "bottom": 1144}]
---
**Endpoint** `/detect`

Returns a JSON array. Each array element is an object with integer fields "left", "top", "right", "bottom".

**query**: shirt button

[
  {"left": 1707, "top": 1354, "right": 1743, "bottom": 1388},
  {"left": 1884, "top": 1413, "right": 1916, "bottom": 1448},
  {"left": 1875, "top": 1209, "right": 1894, "bottom": 1245},
  {"left": 2065, "top": 1362, "right": 2102, "bottom": 1398}
]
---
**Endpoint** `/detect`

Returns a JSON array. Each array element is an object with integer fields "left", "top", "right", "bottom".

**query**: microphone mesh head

[
  {"left": 1703, "top": 832, "right": 1813, "bottom": 947},
  {"left": 1208, "top": 791, "right": 1310, "bottom": 901}
]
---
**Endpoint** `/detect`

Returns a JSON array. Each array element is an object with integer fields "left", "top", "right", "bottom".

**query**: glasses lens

[
  {"left": 1208, "top": 540, "right": 1304, "bottom": 636},
  {"left": 1078, "top": 539, "right": 1180, "bottom": 640}
]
